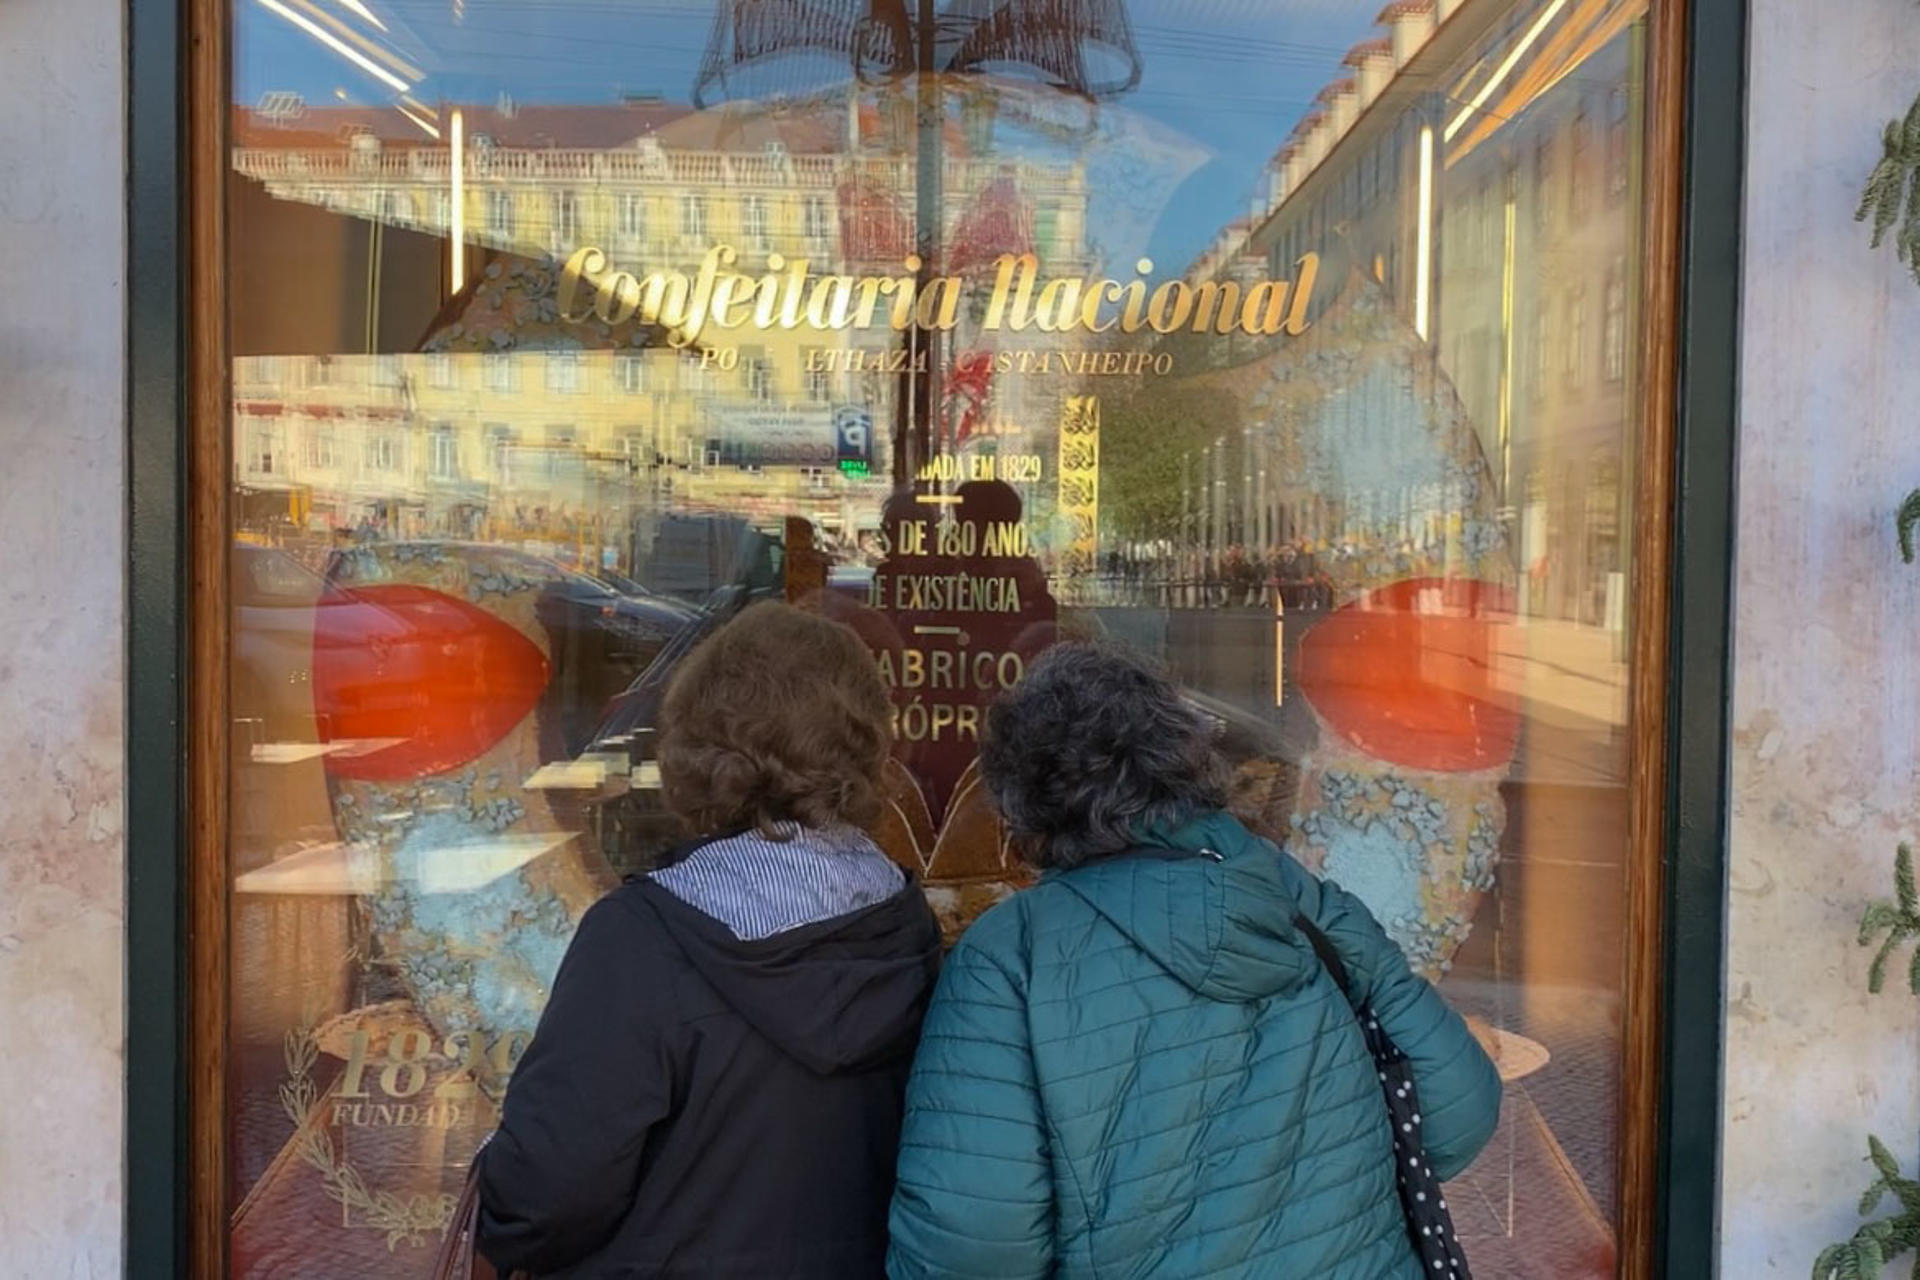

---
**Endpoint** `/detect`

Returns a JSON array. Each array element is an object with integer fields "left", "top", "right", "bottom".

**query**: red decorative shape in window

[
  {"left": 312, "top": 584, "right": 550, "bottom": 781},
  {"left": 1295, "top": 576, "right": 1521, "bottom": 773}
]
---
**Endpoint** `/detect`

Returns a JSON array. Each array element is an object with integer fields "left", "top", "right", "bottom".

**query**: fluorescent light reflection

[
  {"left": 1415, "top": 125, "right": 1434, "bottom": 340},
  {"left": 1445, "top": 0, "right": 1568, "bottom": 142},
  {"left": 450, "top": 109, "right": 467, "bottom": 291},
  {"left": 256, "top": 0, "right": 411, "bottom": 93}
]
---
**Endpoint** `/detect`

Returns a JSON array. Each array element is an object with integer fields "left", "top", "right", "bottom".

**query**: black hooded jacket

[{"left": 476, "top": 869, "right": 942, "bottom": 1277}]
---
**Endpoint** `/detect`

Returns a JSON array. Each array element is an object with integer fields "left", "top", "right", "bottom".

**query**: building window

[
  {"left": 488, "top": 189, "right": 515, "bottom": 238},
  {"left": 1604, "top": 262, "right": 1628, "bottom": 383},
  {"left": 618, "top": 192, "right": 645, "bottom": 241},
  {"left": 306, "top": 425, "right": 337, "bottom": 470},
  {"left": 429, "top": 424, "right": 459, "bottom": 479},
  {"left": 1532, "top": 134, "right": 1554, "bottom": 231},
  {"left": 551, "top": 190, "right": 580, "bottom": 247},
  {"left": 545, "top": 350, "right": 582, "bottom": 393},
  {"left": 1534, "top": 306, "right": 1553, "bottom": 393},
  {"left": 1570, "top": 109, "right": 1592, "bottom": 223},
  {"left": 487, "top": 425, "right": 515, "bottom": 482},
  {"left": 428, "top": 353, "right": 456, "bottom": 389},
  {"left": 805, "top": 363, "right": 831, "bottom": 403},
  {"left": 546, "top": 426, "right": 576, "bottom": 477},
  {"left": 620, "top": 432, "right": 649, "bottom": 468},
  {"left": 803, "top": 195, "right": 828, "bottom": 244},
  {"left": 743, "top": 194, "right": 769, "bottom": 247},
  {"left": 1607, "top": 86, "right": 1632, "bottom": 198},
  {"left": 246, "top": 423, "right": 280, "bottom": 476},
  {"left": 365, "top": 432, "right": 400, "bottom": 473},
  {"left": 434, "top": 190, "right": 452, "bottom": 228},
  {"left": 485, "top": 353, "right": 517, "bottom": 392},
  {"left": 744, "top": 352, "right": 773, "bottom": 403},
  {"left": 681, "top": 193, "right": 707, "bottom": 240},
  {"left": 1566, "top": 287, "right": 1587, "bottom": 388},
  {"left": 618, "top": 355, "right": 646, "bottom": 393}
]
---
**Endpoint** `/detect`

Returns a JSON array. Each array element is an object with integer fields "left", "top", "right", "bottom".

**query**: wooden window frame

[{"left": 120, "top": 0, "right": 1745, "bottom": 1274}]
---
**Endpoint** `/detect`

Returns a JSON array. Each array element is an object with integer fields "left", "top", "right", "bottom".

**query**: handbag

[
  {"left": 429, "top": 1148, "right": 524, "bottom": 1280},
  {"left": 1293, "top": 914, "right": 1473, "bottom": 1280}
]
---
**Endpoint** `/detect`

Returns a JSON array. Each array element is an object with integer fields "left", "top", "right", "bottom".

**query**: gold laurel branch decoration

[{"left": 280, "top": 1022, "right": 460, "bottom": 1252}]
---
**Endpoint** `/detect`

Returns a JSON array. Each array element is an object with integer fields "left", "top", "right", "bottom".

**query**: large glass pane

[{"left": 224, "top": 0, "right": 1651, "bottom": 1272}]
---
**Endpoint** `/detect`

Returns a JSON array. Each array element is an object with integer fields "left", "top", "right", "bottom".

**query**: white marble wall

[
  {"left": 1723, "top": 1, "right": 1920, "bottom": 1274},
  {"left": 0, "top": 0, "right": 126, "bottom": 1263}
]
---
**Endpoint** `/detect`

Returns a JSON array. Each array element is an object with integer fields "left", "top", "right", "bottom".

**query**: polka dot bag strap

[{"left": 1292, "top": 914, "right": 1472, "bottom": 1280}]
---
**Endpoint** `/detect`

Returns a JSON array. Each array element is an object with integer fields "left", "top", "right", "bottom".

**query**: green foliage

[
  {"left": 1818, "top": 849, "right": 1920, "bottom": 1278},
  {"left": 1097, "top": 377, "right": 1234, "bottom": 542},
  {"left": 1859, "top": 845, "right": 1920, "bottom": 996},
  {"left": 1856, "top": 95, "right": 1920, "bottom": 284},
  {"left": 1813, "top": 1137, "right": 1920, "bottom": 1280},
  {"left": 1898, "top": 491, "right": 1920, "bottom": 565}
]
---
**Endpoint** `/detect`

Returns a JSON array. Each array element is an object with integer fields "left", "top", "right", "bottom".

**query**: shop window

[{"left": 217, "top": 3, "right": 1670, "bottom": 1274}]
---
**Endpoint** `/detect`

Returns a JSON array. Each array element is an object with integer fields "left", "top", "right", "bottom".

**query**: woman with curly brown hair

[
  {"left": 478, "top": 602, "right": 941, "bottom": 1279},
  {"left": 889, "top": 642, "right": 1499, "bottom": 1279}
]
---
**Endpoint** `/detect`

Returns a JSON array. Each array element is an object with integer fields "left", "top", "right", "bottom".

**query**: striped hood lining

[{"left": 649, "top": 824, "right": 906, "bottom": 941}]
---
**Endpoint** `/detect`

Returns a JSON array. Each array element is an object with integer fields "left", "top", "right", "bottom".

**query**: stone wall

[
  {"left": 0, "top": 0, "right": 127, "bottom": 1265},
  {"left": 1722, "top": 0, "right": 1920, "bottom": 1273}
]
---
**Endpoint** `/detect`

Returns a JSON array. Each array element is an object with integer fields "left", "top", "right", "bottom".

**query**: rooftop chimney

[
  {"left": 1344, "top": 38, "right": 1396, "bottom": 106},
  {"left": 1376, "top": 0, "right": 1437, "bottom": 65}
]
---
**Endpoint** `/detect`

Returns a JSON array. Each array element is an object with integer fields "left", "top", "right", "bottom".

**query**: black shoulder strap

[{"left": 1292, "top": 913, "right": 1354, "bottom": 1003}]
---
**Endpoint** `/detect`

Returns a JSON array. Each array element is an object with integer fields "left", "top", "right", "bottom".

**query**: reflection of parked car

[{"left": 637, "top": 515, "right": 783, "bottom": 604}]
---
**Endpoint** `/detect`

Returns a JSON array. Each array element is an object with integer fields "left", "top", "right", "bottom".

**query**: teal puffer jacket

[{"left": 888, "top": 811, "right": 1501, "bottom": 1279}]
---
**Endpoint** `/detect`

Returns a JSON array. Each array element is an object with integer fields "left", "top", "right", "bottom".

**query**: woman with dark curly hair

[
  {"left": 478, "top": 602, "right": 941, "bottom": 1279},
  {"left": 888, "top": 642, "right": 1501, "bottom": 1279}
]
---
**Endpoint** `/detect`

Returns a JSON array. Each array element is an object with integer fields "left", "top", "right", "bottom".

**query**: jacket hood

[
  {"left": 1054, "top": 810, "right": 1316, "bottom": 1002},
  {"left": 636, "top": 875, "right": 941, "bottom": 1075}
]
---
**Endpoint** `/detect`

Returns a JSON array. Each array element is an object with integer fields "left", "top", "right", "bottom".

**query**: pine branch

[
  {"left": 1817, "top": 1138, "right": 1920, "bottom": 1280},
  {"left": 1859, "top": 95, "right": 1920, "bottom": 277},
  {"left": 1897, "top": 490, "right": 1920, "bottom": 564},
  {"left": 1860, "top": 846, "right": 1920, "bottom": 995}
]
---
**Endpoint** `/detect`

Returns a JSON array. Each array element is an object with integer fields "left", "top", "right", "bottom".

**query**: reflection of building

[
  {"left": 229, "top": 96, "right": 1095, "bottom": 558},
  {"left": 1186, "top": 0, "right": 1645, "bottom": 628}
]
